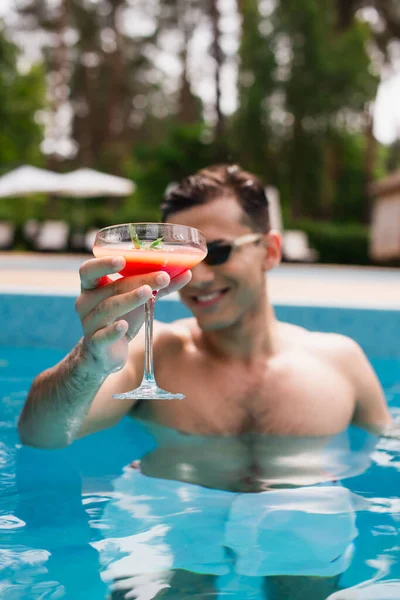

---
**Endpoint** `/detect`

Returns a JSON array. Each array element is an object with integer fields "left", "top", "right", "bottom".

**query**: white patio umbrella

[
  {"left": 0, "top": 166, "right": 63, "bottom": 197},
  {"left": 55, "top": 168, "right": 135, "bottom": 251},
  {"left": 56, "top": 168, "right": 135, "bottom": 198}
]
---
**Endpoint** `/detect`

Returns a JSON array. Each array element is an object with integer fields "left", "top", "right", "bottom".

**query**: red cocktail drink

[{"left": 93, "top": 244, "right": 206, "bottom": 279}]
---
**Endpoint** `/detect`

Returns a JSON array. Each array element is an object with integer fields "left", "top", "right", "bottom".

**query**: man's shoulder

[
  {"left": 301, "top": 329, "right": 363, "bottom": 362},
  {"left": 280, "top": 321, "right": 362, "bottom": 362},
  {"left": 298, "top": 330, "right": 370, "bottom": 386},
  {"left": 306, "top": 330, "right": 360, "bottom": 352}
]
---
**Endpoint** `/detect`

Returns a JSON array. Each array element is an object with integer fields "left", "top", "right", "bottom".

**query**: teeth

[{"left": 196, "top": 291, "right": 222, "bottom": 302}]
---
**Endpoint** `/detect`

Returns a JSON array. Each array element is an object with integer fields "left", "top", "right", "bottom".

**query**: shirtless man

[{"left": 19, "top": 164, "right": 392, "bottom": 600}]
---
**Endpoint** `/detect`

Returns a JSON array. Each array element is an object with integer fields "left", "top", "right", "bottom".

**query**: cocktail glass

[{"left": 93, "top": 223, "right": 207, "bottom": 400}]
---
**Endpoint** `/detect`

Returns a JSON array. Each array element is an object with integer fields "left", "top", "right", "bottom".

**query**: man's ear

[{"left": 263, "top": 230, "right": 282, "bottom": 271}]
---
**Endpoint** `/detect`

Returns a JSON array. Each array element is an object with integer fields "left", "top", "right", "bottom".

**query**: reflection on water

[
  {"left": 0, "top": 348, "right": 400, "bottom": 599},
  {"left": 91, "top": 423, "right": 382, "bottom": 600},
  {"left": 134, "top": 417, "right": 380, "bottom": 492},
  {"left": 329, "top": 580, "right": 400, "bottom": 599}
]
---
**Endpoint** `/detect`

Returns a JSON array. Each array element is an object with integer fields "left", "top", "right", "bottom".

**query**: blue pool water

[{"left": 1, "top": 298, "right": 400, "bottom": 599}]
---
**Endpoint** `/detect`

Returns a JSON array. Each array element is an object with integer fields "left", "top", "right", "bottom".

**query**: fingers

[
  {"left": 89, "top": 320, "right": 129, "bottom": 352},
  {"left": 158, "top": 270, "right": 192, "bottom": 298},
  {"left": 76, "top": 270, "right": 171, "bottom": 319},
  {"left": 82, "top": 285, "right": 153, "bottom": 337},
  {"left": 85, "top": 320, "right": 131, "bottom": 373},
  {"left": 79, "top": 256, "right": 126, "bottom": 291}
]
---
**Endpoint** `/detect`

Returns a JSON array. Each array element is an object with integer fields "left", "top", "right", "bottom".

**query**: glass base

[{"left": 113, "top": 384, "right": 185, "bottom": 401}]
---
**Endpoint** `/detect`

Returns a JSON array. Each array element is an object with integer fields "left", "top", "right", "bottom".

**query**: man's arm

[
  {"left": 346, "top": 339, "right": 392, "bottom": 435},
  {"left": 18, "top": 336, "right": 140, "bottom": 449},
  {"left": 18, "top": 255, "right": 191, "bottom": 449}
]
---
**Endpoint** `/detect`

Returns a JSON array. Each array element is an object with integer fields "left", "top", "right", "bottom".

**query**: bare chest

[{"left": 138, "top": 350, "right": 355, "bottom": 437}]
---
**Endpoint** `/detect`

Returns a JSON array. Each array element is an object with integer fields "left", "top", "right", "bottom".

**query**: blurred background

[{"left": 0, "top": 0, "right": 399, "bottom": 265}]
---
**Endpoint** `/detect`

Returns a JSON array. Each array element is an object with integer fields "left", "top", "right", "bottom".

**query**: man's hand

[{"left": 75, "top": 256, "right": 191, "bottom": 376}]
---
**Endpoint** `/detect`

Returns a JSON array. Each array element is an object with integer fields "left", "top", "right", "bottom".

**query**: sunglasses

[{"left": 204, "top": 233, "right": 263, "bottom": 266}]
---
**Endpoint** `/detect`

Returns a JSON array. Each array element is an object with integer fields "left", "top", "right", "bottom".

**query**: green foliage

[
  {"left": 386, "top": 140, "right": 400, "bottom": 173},
  {"left": 232, "top": 0, "right": 277, "bottom": 178},
  {"left": 280, "top": 1, "right": 377, "bottom": 119},
  {"left": 0, "top": 29, "right": 45, "bottom": 169},
  {"left": 0, "top": 28, "right": 46, "bottom": 229},
  {"left": 232, "top": 0, "right": 381, "bottom": 224},
  {"left": 125, "top": 123, "right": 217, "bottom": 220},
  {"left": 279, "top": 1, "right": 378, "bottom": 220},
  {"left": 310, "top": 131, "right": 366, "bottom": 223},
  {"left": 3, "top": 0, "right": 399, "bottom": 263},
  {"left": 289, "top": 219, "right": 370, "bottom": 265}
]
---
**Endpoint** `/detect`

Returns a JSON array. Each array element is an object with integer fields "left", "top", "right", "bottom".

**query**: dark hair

[{"left": 161, "top": 164, "right": 270, "bottom": 233}]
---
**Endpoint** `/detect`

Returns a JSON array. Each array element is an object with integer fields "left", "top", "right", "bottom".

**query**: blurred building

[{"left": 369, "top": 171, "right": 400, "bottom": 262}]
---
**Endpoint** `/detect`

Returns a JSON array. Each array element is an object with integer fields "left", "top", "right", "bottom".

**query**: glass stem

[{"left": 143, "top": 292, "right": 156, "bottom": 384}]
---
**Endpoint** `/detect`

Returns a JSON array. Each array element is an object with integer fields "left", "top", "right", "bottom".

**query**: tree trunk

[
  {"left": 46, "top": 0, "right": 71, "bottom": 169},
  {"left": 363, "top": 105, "right": 377, "bottom": 223},
  {"left": 336, "top": 0, "right": 358, "bottom": 31},
  {"left": 178, "top": 7, "right": 200, "bottom": 125},
  {"left": 320, "top": 137, "right": 337, "bottom": 220},
  {"left": 290, "top": 116, "right": 304, "bottom": 220},
  {"left": 209, "top": 0, "right": 225, "bottom": 139}
]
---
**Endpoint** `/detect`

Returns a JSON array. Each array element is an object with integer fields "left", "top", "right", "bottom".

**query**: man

[{"left": 19, "top": 164, "right": 392, "bottom": 600}]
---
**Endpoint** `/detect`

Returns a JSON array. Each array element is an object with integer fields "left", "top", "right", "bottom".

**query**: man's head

[
  {"left": 161, "top": 164, "right": 270, "bottom": 233},
  {"left": 161, "top": 164, "right": 281, "bottom": 331}
]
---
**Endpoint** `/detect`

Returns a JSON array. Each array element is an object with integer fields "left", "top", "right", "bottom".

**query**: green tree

[
  {"left": 9, "top": 0, "right": 400, "bottom": 237},
  {"left": 124, "top": 123, "right": 217, "bottom": 222},
  {"left": 386, "top": 139, "right": 400, "bottom": 173},
  {"left": 277, "top": 0, "right": 379, "bottom": 220},
  {"left": 0, "top": 26, "right": 45, "bottom": 170},
  {"left": 15, "top": 0, "right": 207, "bottom": 174},
  {"left": 232, "top": 0, "right": 382, "bottom": 223},
  {"left": 232, "top": 0, "right": 277, "bottom": 179}
]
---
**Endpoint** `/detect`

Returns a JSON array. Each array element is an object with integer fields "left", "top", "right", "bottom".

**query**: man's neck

[{"left": 199, "top": 294, "right": 279, "bottom": 361}]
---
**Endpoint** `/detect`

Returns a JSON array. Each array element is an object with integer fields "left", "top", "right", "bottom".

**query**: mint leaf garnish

[
  {"left": 129, "top": 226, "right": 163, "bottom": 249},
  {"left": 129, "top": 225, "right": 144, "bottom": 249},
  {"left": 150, "top": 237, "right": 163, "bottom": 249}
]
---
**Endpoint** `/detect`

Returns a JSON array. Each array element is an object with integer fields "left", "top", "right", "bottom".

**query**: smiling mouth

[{"left": 191, "top": 288, "right": 230, "bottom": 306}]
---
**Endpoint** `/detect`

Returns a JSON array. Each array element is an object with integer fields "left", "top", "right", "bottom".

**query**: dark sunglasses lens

[{"left": 205, "top": 244, "right": 232, "bottom": 265}]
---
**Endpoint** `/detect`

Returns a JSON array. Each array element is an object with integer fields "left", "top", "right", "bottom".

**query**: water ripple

[{"left": 0, "top": 515, "right": 26, "bottom": 529}]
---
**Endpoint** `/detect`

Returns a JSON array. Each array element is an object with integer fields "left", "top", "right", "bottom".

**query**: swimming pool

[{"left": 1, "top": 293, "right": 400, "bottom": 599}]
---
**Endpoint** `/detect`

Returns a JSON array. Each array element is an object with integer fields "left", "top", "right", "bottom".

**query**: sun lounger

[
  {"left": 265, "top": 187, "right": 318, "bottom": 262},
  {"left": 33, "top": 220, "right": 69, "bottom": 251},
  {"left": 23, "top": 219, "right": 40, "bottom": 242},
  {"left": 0, "top": 222, "right": 16, "bottom": 249},
  {"left": 282, "top": 230, "right": 319, "bottom": 262}
]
